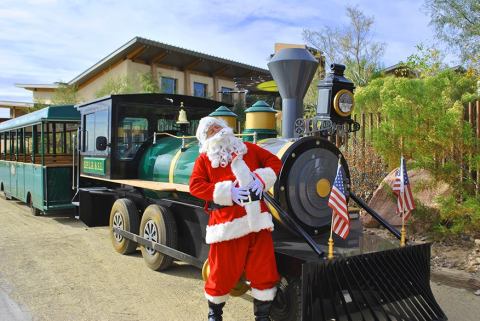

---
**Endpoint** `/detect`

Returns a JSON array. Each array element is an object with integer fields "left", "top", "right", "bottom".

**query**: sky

[{"left": 0, "top": 0, "right": 444, "bottom": 104}]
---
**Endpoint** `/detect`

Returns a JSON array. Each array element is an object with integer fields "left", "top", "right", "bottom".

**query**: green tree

[
  {"left": 51, "top": 83, "right": 79, "bottom": 105},
  {"left": 95, "top": 72, "right": 160, "bottom": 98},
  {"left": 424, "top": 0, "right": 480, "bottom": 69},
  {"left": 303, "top": 6, "right": 385, "bottom": 86},
  {"left": 355, "top": 54, "right": 480, "bottom": 236}
]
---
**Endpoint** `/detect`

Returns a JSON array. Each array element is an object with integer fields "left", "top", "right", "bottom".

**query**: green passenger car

[{"left": 0, "top": 105, "right": 80, "bottom": 215}]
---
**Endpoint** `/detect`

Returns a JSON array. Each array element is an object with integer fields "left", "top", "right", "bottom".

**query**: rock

[
  {"left": 466, "top": 265, "right": 478, "bottom": 273},
  {"left": 475, "top": 289, "right": 480, "bottom": 296},
  {"left": 363, "top": 168, "right": 451, "bottom": 227},
  {"left": 475, "top": 239, "right": 480, "bottom": 246}
]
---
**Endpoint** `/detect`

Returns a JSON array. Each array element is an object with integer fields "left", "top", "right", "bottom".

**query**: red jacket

[{"left": 190, "top": 142, "right": 282, "bottom": 244}]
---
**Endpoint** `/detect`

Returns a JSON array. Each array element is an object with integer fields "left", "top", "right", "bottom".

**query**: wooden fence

[{"left": 335, "top": 100, "right": 480, "bottom": 196}]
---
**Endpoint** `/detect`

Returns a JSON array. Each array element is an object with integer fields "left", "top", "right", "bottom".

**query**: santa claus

[{"left": 189, "top": 116, "right": 282, "bottom": 321}]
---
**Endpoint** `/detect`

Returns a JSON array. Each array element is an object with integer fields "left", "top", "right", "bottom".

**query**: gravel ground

[
  {"left": 0, "top": 198, "right": 252, "bottom": 321},
  {"left": 1, "top": 197, "right": 480, "bottom": 321}
]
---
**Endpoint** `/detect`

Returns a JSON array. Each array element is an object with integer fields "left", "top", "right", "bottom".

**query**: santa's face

[
  {"left": 202, "top": 126, "right": 246, "bottom": 168},
  {"left": 206, "top": 124, "right": 223, "bottom": 139}
]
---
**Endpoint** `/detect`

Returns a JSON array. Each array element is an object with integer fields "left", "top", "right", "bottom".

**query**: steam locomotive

[{"left": 0, "top": 48, "right": 446, "bottom": 320}]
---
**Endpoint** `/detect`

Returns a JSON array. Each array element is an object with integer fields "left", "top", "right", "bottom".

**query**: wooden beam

[
  {"left": 183, "top": 58, "right": 202, "bottom": 71},
  {"left": 213, "top": 65, "right": 229, "bottom": 77},
  {"left": 150, "top": 51, "right": 169, "bottom": 64},
  {"left": 213, "top": 76, "right": 218, "bottom": 101},
  {"left": 126, "top": 45, "right": 147, "bottom": 60},
  {"left": 184, "top": 70, "right": 191, "bottom": 96}
]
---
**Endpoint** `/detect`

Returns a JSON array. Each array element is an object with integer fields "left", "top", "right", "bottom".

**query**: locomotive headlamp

[
  {"left": 317, "top": 64, "right": 355, "bottom": 122},
  {"left": 295, "top": 63, "right": 359, "bottom": 137}
]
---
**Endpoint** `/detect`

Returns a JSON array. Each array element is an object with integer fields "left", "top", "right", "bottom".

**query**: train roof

[
  {"left": 75, "top": 93, "right": 231, "bottom": 118},
  {"left": 0, "top": 105, "right": 80, "bottom": 131}
]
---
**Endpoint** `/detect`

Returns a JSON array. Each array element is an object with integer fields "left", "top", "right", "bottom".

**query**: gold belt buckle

[{"left": 240, "top": 194, "right": 253, "bottom": 206}]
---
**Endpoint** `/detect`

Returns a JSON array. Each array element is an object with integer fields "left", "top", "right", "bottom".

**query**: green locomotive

[{"left": 0, "top": 48, "right": 447, "bottom": 320}]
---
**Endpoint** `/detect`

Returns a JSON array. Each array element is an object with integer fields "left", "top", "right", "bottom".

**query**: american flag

[
  {"left": 392, "top": 156, "right": 415, "bottom": 220},
  {"left": 328, "top": 162, "right": 350, "bottom": 239}
]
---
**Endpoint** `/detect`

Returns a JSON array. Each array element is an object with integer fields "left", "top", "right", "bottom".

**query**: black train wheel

[
  {"left": 271, "top": 276, "right": 302, "bottom": 321},
  {"left": 139, "top": 204, "right": 177, "bottom": 271},
  {"left": 109, "top": 198, "right": 140, "bottom": 255}
]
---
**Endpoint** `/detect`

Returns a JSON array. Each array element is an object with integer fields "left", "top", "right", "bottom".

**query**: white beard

[{"left": 200, "top": 127, "right": 247, "bottom": 168}]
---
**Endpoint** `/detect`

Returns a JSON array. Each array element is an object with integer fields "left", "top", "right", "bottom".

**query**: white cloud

[{"left": 0, "top": 0, "right": 438, "bottom": 102}]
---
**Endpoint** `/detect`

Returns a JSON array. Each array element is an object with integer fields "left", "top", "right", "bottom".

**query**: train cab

[{"left": 75, "top": 93, "right": 227, "bottom": 180}]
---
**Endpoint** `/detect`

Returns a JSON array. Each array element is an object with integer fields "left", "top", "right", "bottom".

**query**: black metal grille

[{"left": 302, "top": 243, "right": 447, "bottom": 321}]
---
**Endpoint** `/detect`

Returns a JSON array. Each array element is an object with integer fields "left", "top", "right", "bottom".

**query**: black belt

[{"left": 208, "top": 189, "right": 261, "bottom": 210}]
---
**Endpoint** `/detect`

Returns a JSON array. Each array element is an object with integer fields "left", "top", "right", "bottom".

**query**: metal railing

[{"left": 152, "top": 131, "right": 258, "bottom": 149}]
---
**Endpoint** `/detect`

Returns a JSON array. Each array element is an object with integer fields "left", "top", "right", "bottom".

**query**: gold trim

[
  {"left": 169, "top": 149, "right": 183, "bottom": 184},
  {"left": 266, "top": 141, "right": 295, "bottom": 223},
  {"left": 333, "top": 89, "right": 354, "bottom": 117},
  {"left": 316, "top": 178, "right": 331, "bottom": 198},
  {"left": 80, "top": 174, "right": 190, "bottom": 193}
]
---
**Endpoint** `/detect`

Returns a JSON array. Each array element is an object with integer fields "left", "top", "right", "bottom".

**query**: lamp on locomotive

[{"left": 316, "top": 63, "right": 355, "bottom": 125}]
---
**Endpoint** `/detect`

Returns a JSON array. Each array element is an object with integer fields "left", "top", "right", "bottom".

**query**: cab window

[{"left": 117, "top": 117, "right": 148, "bottom": 159}]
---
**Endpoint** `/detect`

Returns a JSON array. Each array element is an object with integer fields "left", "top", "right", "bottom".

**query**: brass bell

[{"left": 176, "top": 102, "right": 190, "bottom": 125}]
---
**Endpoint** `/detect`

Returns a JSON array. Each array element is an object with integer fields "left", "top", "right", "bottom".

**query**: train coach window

[{"left": 117, "top": 117, "right": 148, "bottom": 159}]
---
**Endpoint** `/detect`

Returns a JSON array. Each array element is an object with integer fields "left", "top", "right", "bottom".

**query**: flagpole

[
  {"left": 328, "top": 156, "right": 342, "bottom": 260},
  {"left": 400, "top": 155, "right": 406, "bottom": 247}
]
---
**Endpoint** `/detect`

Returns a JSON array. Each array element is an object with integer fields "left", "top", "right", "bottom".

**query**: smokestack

[{"left": 267, "top": 48, "right": 318, "bottom": 138}]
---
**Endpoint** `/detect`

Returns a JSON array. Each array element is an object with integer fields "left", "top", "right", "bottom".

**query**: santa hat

[{"left": 196, "top": 117, "right": 229, "bottom": 145}]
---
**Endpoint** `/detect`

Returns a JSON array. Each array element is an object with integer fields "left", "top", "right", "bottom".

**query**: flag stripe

[{"left": 328, "top": 162, "right": 350, "bottom": 240}]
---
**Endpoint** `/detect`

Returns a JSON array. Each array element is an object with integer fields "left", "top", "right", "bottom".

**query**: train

[{"left": 0, "top": 48, "right": 446, "bottom": 321}]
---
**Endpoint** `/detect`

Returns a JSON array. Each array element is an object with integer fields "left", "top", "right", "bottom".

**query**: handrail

[
  {"left": 350, "top": 192, "right": 401, "bottom": 240},
  {"left": 152, "top": 131, "right": 258, "bottom": 148},
  {"left": 72, "top": 133, "right": 76, "bottom": 190}
]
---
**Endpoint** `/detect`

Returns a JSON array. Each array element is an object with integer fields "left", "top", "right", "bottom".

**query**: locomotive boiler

[{"left": 72, "top": 48, "right": 447, "bottom": 321}]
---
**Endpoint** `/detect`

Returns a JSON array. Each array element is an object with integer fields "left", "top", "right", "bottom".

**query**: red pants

[{"left": 205, "top": 229, "right": 279, "bottom": 303}]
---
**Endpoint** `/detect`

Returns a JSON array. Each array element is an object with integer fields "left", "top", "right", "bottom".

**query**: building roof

[
  {"left": 16, "top": 37, "right": 271, "bottom": 93},
  {"left": 70, "top": 36, "right": 270, "bottom": 86},
  {"left": 15, "top": 84, "right": 59, "bottom": 91},
  {"left": 0, "top": 101, "right": 34, "bottom": 108}
]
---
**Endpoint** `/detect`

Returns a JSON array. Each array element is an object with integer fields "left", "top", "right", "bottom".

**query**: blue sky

[{"left": 0, "top": 0, "right": 444, "bottom": 103}]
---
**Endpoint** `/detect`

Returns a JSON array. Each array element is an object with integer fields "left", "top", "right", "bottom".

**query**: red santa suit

[{"left": 190, "top": 140, "right": 282, "bottom": 304}]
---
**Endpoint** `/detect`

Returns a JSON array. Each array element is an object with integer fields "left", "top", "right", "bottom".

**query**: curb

[{"left": 431, "top": 267, "right": 480, "bottom": 291}]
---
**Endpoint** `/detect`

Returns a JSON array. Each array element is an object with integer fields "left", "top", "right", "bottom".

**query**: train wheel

[
  {"left": 29, "top": 196, "right": 41, "bottom": 216},
  {"left": 271, "top": 276, "right": 301, "bottom": 321},
  {"left": 109, "top": 198, "right": 140, "bottom": 255},
  {"left": 139, "top": 204, "right": 177, "bottom": 271}
]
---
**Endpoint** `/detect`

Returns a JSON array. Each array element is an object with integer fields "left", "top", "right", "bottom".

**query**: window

[
  {"left": 5, "top": 132, "right": 10, "bottom": 160},
  {"left": 65, "top": 123, "right": 79, "bottom": 154},
  {"left": 117, "top": 117, "right": 148, "bottom": 159},
  {"left": 193, "top": 82, "right": 207, "bottom": 97},
  {"left": 0, "top": 133, "right": 3, "bottom": 159},
  {"left": 161, "top": 77, "right": 177, "bottom": 94},
  {"left": 24, "top": 127, "right": 32, "bottom": 157},
  {"left": 221, "top": 87, "right": 233, "bottom": 104},
  {"left": 84, "top": 109, "right": 108, "bottom": 153}
]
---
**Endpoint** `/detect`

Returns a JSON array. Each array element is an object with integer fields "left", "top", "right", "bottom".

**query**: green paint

[{"left": 83, "top": 157, "right": 106, "bottom": 175}]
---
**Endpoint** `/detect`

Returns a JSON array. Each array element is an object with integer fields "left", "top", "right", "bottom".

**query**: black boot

[
  {"left": 208, "top": 301, "right": 225, "bottom": 321},
  {"left": 254, "top": 299, "right": 272, "bottom": 321}
]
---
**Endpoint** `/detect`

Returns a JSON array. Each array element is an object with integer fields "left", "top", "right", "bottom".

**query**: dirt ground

[
  {"left": 0, "top": 198, "right": 252, "bottom": 321},
  {"left": 1, "top": 197, "right": 480, "bottom": 321}
]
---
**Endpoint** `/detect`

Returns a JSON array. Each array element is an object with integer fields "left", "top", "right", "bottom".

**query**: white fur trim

[
  {"left": 205, "top": 212, "right": 274, "bottom": 244},
  {"left": 204, "top": 292, "right": 229, "bottom": 304},
  {"left": 231, "top": 156, "right": 253, "bottom": 187},
  {"left": 251, "top": 286, "right": 277, "bottom": 301},
  {"left": 254, "top": 167, "right": 277, "bottom": 191},
  {"left": 213, "top": 181, "right": 233, "bottom": 206}
]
